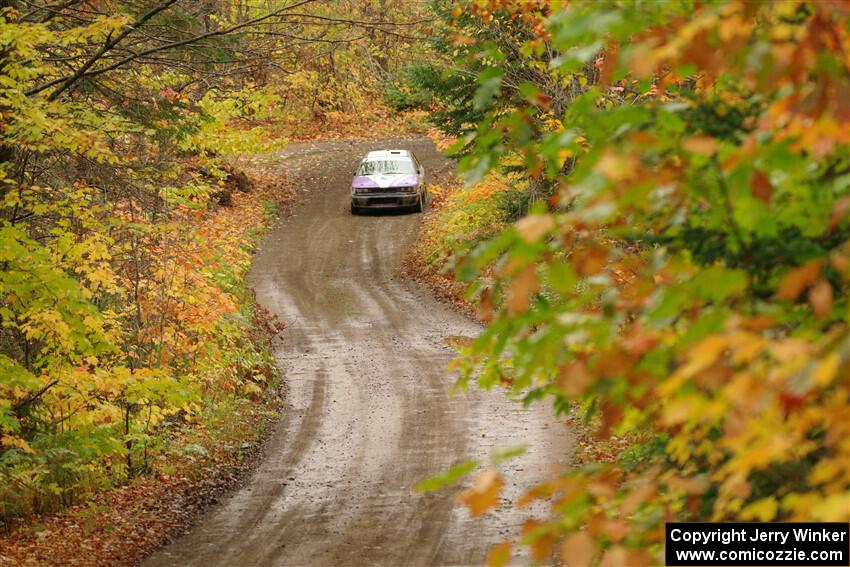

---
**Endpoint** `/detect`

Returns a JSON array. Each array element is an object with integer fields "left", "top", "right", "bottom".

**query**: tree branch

[
  {"left": 26, "top": 0, "right": 319, "bottom": 100},
  {"left": 25, "top": 0, "right": 181, "bottom": 100}
]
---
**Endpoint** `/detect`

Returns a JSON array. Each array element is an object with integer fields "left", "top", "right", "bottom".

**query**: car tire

[
  {"left": 415, "top": 195, "right": 424, "bottom": 213},
  {"left": 351, "top": 204, "right": 361, "bottom": 215}
]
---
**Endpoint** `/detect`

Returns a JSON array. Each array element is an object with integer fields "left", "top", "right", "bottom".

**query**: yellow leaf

[
  {"left": 675, "top": 335, "right": 727, "bottom": 380},
  {"left": 729, "top": 332, "right": 766, "bottom": 364},
  {"left": 741, "top": 496, "right": 778, "bottom": 521},
  {"left": 810, "top": 353, "right": 840, "bottom": 387},
  {"left": 1, "top": 435, "right": 35, "bottom": 454},
  {"left": 808, "top": 460, "right": 841, "bottom": 486},
  {"left": 811, "top": 492, "right": 850, "bottom": 521},
  {"left": 662, "top": 396, "right": 699, "bottom": 426}
]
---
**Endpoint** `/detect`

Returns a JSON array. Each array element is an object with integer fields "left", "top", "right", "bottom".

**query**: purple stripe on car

[
  {"left": 352, "top": 174, "right": 419, "bottom": 190},
  {"left": 352, "top": 176, "right": 380, "bottom": 189}
]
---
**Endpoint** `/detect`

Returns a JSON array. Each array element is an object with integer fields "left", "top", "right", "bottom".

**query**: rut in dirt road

[{"left": 145, "top": 138, "right": 571, "bottom": 567}]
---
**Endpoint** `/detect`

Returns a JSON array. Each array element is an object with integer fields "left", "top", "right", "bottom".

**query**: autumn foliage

[
  {"left": 414, "top": 0, "right": 849, "bottom": 564},
  {"left": 0, "top": 0, "right": 435, "bottom": 533}
]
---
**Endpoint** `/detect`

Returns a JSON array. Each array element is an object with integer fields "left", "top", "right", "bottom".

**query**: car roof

[{"left": 363, "top": 150, "right": 412, "bottom": 160}]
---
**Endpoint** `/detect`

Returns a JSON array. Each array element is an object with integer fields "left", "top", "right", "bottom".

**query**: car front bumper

[{"left": 352, "top": 192, "right": 420, "bottom": 209}]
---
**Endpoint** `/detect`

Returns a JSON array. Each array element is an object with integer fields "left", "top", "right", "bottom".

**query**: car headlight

[
  {"left": 353, "top": 187, "right": 368, "bottom": 194},
  {"left": 399, "top": 186, "right": 416, "bottom": 193}
]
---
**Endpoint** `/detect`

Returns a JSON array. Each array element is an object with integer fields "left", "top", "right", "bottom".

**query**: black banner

[{"left": 666, "top": 523, "right": 850, "bottom": 566}]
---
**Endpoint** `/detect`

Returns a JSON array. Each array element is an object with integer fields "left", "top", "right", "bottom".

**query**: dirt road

[{"left": 145, "top": 138, "right": 570, "bottom": 567}]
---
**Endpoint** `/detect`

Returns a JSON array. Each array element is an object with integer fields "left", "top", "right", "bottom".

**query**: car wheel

[
  {"left": 351, "top": 204, "right": 361, "bottom": 215},
  {"left": 415, "top": 195, "right": 424, "bottom": 213}
]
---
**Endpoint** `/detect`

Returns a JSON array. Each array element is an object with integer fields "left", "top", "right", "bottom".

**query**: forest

[
  {"left": 1, "top": 0, "right": 848, "bottom": 566},
  {"left": 406, "top": 1, "right": 849, "bottom": 564}
]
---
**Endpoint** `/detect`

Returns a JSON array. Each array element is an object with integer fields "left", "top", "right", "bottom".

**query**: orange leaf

[
  {"left": 666, "top": 475, "right": 709, "bottom": 495},
  {"left": 476, "top": 287, "right": 496, "bottom": 323},
  {"left": 605, "top": 519, "right": 629, "bottom": 543},
  {"left": 683, "top": 136, "right": 719, "bottom": 156},
  {"left": 450, "top": 33, "right": 475, "bottom": 46},
  {"left": 486, "top": 542, "right": 511, "bottom": 567},
  {"left": 627, "top": 43, "right": 656, "bottom": 78},
  {"left": 751, "top": 170, "right": 774, "bottom": 203},
  {"left": 517, "top": 479, "right": 562, "bottom": 507},
  {"left": 598, "top": 40, "right": 620, "bottom": 87},
  {"left": 600, "top": 546, "right": 632, "bottom": 567},
  {"left": 619, "top": 480, "right": 657, "bottom": 517},
  {"left": 831, "top": 253, "right": 850, "bottom": 280},
  {"left": 829, "top": 196, "right": 850, "bottom": 231},
  {"left": 516, "top": 214, "right": 554, "bottom": 243},
  {"left": 594, "top": 347, "right": 635, "bottom": 376},
  {"left": 505, "top": 264, "right": 539, "bottom": 315},
  {"left": 741, "top": 315, "right": 776, "bottom": 331},
  {"left": 777, "top": 260, "right": 823, "bottom": 300},
  {"left": 808, "top": 278, "right": 834, "bottom": 318},
  {"left": 598, "top": 398, "right": 624, "bottom": 438},
  {"left": 594, "top": 150, "right": 637, "bottom": 181},
  {"left": 560, "top": 531, "right": 597, "bottom": 567},
  {"left": 522, "top": 519, "right": 555, "bottom": 562},
  {"left": 559, "top": 360, "right": 591, "bottom": 397},
  {"left": 456, "top": 470, "right": 503, "bottom": 517},
  {"left": 571, "top": 245, "right": 608, "bottom": 276}
]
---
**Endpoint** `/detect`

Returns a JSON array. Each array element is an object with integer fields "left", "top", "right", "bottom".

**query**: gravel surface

[{"left": 144, "top": 138, "right": 572, "bottom": 567}]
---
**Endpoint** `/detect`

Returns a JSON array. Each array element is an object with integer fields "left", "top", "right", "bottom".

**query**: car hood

[{"left": 352, "top": 174, "right": 419, "bottom": 189}]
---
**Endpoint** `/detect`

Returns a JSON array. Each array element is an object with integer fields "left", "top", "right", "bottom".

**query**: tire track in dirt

[{"left": 144, "top": 138, "right": 571, "bottom": 567}]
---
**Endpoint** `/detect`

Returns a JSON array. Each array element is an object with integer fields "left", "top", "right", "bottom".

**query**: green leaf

[
  {"left": 491, "top": 445, "right": 527, "bottom": 464},
  {"left": 415, "top": 460, "right": 478, "bottom": 492},
  {"left": 473, "top": 68, "right": 503, "bottom": 111}
]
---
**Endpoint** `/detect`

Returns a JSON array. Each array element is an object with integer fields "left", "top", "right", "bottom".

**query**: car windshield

[{"left": 357, "top": 159, "right": 416, "bottom": 176}]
